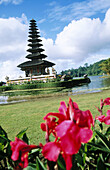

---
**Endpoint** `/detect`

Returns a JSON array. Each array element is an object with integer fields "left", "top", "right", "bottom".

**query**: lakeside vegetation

[
  {"left": 0, "top": 88, "right": 110, "bottom": 145},
  {"left": 61, "top": 58, "right": 110, "bottom": 77},
  {"left": 0, "top": 77, "right": 90, "bottom": 92}
]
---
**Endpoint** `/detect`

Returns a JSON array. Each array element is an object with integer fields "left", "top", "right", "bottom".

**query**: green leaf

[
  {"left": 30, "top": 148, "right": 40, "bottom": 155},
  {"left": 88, "top": 142, "right": 110, "bottom": 153},
  {"left": 49, "top": 133, "right": 55, "bottom": 142},
  {"left": 75, "top": 154, "right": 83, "bottom": 166},
  {"left": 95, "top": 130, "right": 110, "bottom": 149},
  {"left": 96, "top": 120, "right": 103, "bottom": 130},
  {"left": 16, "top": 128, "right": 28, "bottom": 139},
  {"left": 0, "top": 126, "right": 9, "bottom": 145},
  {"left": 0, "top": 150, "right": 5, "bottom": 160},
  {"left": 36, "top": 156, "right": 47, "bottom": 170},
  {"left": 57, "top": 154, "right": 66, "bottom": 170},
  {"left": 99, "top": 123, "right": 103, "bottom": 131},
  {"left": 105, "top": 127, "right": 110, "bottom": 136},
  {"left": 22, "top": 133, "right": 29, "bottom": 144},
  {"left": 0, "top": 135, "right": 10, "bottom": 145},
  {"left": 0, "top": 143, "right": 4, "bottom": 151},
  {"left": 0, "top": 126, "right": 8, "bottom": 138},
  {"left": 36, "top": 158, "right": 40, "bottom": 170},
  {"left": 6, "top": 143, "right": 12, "bottom": 157},
  {"left": 29, "top": 148, "right": 40, "bottom": 161},
  {"left": 24, "top": 163, "right": 36, "bottom": 170},
  {"left": 97, "top": 156, "right": 106, "bottom": 170},
  {"left": 104, "top": 163, "right": 110, "bottom": 167},
  {"left": 6, "top": 167, "right": 13, "bottom": 170}
]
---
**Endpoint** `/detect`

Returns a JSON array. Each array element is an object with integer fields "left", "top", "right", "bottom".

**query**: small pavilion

[{"left": 17, "top": 19, "right": 55, "bottom": 78}]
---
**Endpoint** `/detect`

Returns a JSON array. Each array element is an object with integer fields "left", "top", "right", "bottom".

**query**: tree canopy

[
  {"left": 60, "top": 59, "right": 108, "bottom": 77},
  {"left": 99, "top": 58, "right": 110, "bottom": 75}
]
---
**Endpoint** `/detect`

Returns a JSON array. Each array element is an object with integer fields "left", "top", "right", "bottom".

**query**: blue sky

[
  {"left": 0, "top": 0, "right": 110, "bottom": 81},
  {"left": 1, "top": 0, "right": 109, "bottom": 39}
]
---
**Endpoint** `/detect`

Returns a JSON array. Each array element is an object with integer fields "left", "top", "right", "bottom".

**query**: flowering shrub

[
  {"left": 0, "top": 97, "right": 110, "bottom": 170},
  {"left": 95, "top": 97, "right": 110, "bottom": 125},
  {"left": 41, "top": 98, "right": 94, "bottom": 170},
  {"left": 10, "top": 137, "right": 39, "bottom": 168}
]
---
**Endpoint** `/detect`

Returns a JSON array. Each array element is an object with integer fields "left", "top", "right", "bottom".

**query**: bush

[
  {"left": 0, "top": 85, "right": 12, "bottom": 92},
  {"left": 0, "top": 78, "right": 91, "bottom": 92}
]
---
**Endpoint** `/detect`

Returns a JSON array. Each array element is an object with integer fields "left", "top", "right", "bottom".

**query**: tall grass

[{"left": 0, "top": 89, "right": 110, "bottom": 144}]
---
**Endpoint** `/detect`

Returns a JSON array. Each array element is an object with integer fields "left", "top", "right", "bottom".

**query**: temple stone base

[{"left": 7, "top": 74, "right": 56, "bottom": 84}]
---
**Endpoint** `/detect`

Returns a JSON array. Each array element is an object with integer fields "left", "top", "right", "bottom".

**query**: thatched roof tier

[
  {"left": 28, "top": 38, "right": 42, "bottom": 42},
  {"left": 26, "top": 53, "right": 47, "bottom": 59},
  {"left": 28, "top": 34, "right": 40, "bottom": 38},
  {"left": 18, "top": 60, "right": 55, "bottom": 70},
  {"left": 28, "top": 43, "right": 43, "bottom": 47},
  {"left": 27, "top": 48, "right": 44, "bottom": 53},
  {"left": 29, "top": 28, "right": 38, "bottom": 31},
  {"left": 30, "top": 19, "right": 36, "bottom": 22},
  {"left": 28, "top": 30, "right": 39, "bottom": 34}
]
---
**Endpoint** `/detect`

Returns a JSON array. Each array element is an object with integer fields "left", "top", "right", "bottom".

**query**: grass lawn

[{"left": 0, "top": 88, "right": 110, "bottom": 145}]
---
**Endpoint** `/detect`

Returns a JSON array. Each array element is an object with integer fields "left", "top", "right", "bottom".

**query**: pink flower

[
  {"left": 104, "top": 97, "right": 110, "bottom": 105},
  {"left": 10, "top": 137, "right": 38, "bottom": 168},
  {"left": 41, "top": 117, "right": 57, "bottom": 143},
  {"left": 41, "top": 98, "right": 94, "bottom": 170},
  {"left": 41, "top": 117, "right": 56, "bottom": 133},
  {"left": 43, "top": 98, "right": 94, "bottom": 129},
  {"left": 56, "top": 120, "right": 93, "bottom": 155},
  {"left": 95, "top": 98, "right": 110, "bottom": 115},
  {"left": 42, "top": 141, "right": 61, "bottom": 162},
  {"left": 41, "top": 138, "right": 73, "bottom": 170},
  {"left": 68, "top": 98, "right": 94, "bottom": 128},
  {"left": 62, "top": 153, "right": 72, "bottom": 170},
  {"left": 96, "top": 110, "right": 110, "bottom": 125},
  {"left": 44, "top": 102, "right": 67, "bottom": 124},
  {"left": 95, "top": 98, "right": 110, "bottom": 125}
]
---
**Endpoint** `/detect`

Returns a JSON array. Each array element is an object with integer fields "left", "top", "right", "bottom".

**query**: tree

[
  {"left": 84, "top": 63, "right": 88, "bottom": 68},
  {"left": 5, "top": 76, "right": 9, "bottom": 81},
  {"left": 60, "top": 59, "right": 105, "bottom": 77},
  {"left": 99, "top": 58, "right": 110, "bottom": 75}
]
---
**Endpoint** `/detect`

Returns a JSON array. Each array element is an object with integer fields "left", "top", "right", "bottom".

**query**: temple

[{"left": 17, "top": 19, "right": 55, "bottom": 78}]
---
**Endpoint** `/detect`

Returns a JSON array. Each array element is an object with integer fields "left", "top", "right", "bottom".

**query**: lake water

[
  {"left": 71, "top": 75, "right": 110, "bottom": 94},
  {"left": 0, "top": 75, "right": 110, "bottom": 104},
  {"left": 0, "top": 95, "right": 8, "bottom": 104},
  {"left": 0, "top": 95, "right": 26, "bottom": 104}
]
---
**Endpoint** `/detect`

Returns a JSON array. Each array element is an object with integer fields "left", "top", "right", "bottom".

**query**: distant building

[{"left": 17, "top": 19, "right": 55, "bottom": 78}]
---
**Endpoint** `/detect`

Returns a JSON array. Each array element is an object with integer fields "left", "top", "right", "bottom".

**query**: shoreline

[{"left": 0, "top": 86, "right": 110, "bottom": 105}]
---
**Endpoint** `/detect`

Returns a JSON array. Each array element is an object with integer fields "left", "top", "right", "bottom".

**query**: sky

[{"left": 0, "top": 0, "right": 110, "bottom": 81}]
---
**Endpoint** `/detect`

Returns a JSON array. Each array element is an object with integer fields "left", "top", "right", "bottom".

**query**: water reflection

[
  {"left": 0, "top": 95, "right": 26, "bottom": 105},
  {"left": 0, "top": 96, "right": 8, "bottom": 104},
  {"left": 0, "top": 75, "right": 110, "bottom": 104},
  {"left": 72, "top": 75, "right": 110, "bottom": 93},
  {"left": 102, "top": 77, "right": 110, "bottom": 87}
]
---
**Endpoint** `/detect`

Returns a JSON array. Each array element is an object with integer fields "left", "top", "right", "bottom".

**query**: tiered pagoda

[{"left": 17, "top": 19, "right": 55, "bottom": 77}]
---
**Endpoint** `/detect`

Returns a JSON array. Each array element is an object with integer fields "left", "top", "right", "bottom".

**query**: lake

[
  {"left": 71, "top": 75, "right": 110, "bottom": 94},
  {"left": 0, "top": 75, "right": 110, "bottom": 104}
]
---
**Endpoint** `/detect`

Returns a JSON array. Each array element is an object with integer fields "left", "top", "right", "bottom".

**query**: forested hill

[{"left": 60, "top": 59, "right": 105, "bottom": 77}]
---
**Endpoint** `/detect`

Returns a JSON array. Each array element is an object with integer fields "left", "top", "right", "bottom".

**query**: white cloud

[
  {"left": 42, "top": 8, "right": 110, "bottom": 72},
  {"left": 0, "top": 0, "right": 23, "bottom": 5},
  {"left": 38, "top": 19, "right": 46, "bottom": 24},
  {"left": 0, "top": 14, "right": 28, "bottom": 81},
  {"left": 0, "top": 60, "right": 25, "bottom": 81},
  {"left": 1, "top": 9, "right": 110, "bottom": 81},
  {"left": 48, "top": 0, "right": 110, "bottom": 22}
]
